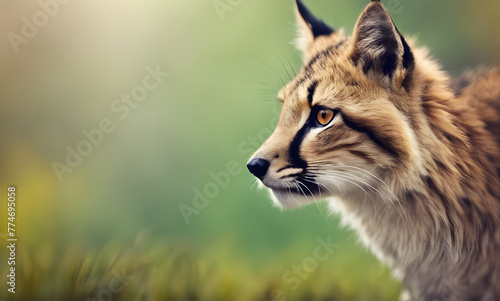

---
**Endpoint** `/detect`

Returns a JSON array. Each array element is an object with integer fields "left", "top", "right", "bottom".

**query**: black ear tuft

[{"left": 296, "top": 0, "right": 334, "bottom": 38}]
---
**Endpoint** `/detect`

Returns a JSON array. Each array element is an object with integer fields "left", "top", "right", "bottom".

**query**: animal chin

[
  {"left": 269, "top": 187, "right": 312, "bottom": 209},
  {"left": 259, "top": 175, "right": 322, "bottom": 208}
]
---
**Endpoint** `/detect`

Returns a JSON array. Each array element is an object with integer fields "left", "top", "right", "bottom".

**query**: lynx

[{"left": 247, "top": 1, "right": 500, "bottom": 299}]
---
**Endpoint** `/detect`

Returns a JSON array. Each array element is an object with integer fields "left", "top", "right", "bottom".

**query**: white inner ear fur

[
  {"left": 356, "top": 18, "right": 403, "bottom": 60},
  {"left": 295, "top": 10, "right": 314, "bottom": 58}
]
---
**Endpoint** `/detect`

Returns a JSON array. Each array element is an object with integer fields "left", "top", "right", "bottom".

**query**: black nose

[{"left": 247, "top": 158, "right": 270, "bottom": 180}]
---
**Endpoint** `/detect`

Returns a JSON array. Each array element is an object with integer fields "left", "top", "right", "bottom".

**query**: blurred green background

[{"left": 0, "top": 0, "right": 499, "bottom": 300}]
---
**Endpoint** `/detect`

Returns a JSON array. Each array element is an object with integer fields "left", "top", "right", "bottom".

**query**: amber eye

[{"left": 316, "top": 109, "right": 335, "bottom": 126}]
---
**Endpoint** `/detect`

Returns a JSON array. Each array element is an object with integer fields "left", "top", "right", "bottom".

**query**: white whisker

[{"left": 308, "top": 164, "right": 408, "bottom": 222}]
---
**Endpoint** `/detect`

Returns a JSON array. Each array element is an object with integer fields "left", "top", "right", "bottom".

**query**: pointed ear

[
  {"left": 295, "top": 0, "right": 335, "bottom": 56},
  {"left": 350, "top": 0, "right": 414, "bottom": 85}
]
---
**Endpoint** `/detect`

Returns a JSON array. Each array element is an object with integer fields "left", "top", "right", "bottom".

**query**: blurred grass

[{"left": 0, "top": 229, "right": 400, "bottom": 301}]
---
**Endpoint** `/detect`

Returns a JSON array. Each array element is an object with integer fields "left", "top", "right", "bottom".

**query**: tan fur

[{"left": 248, "top": 1, "right": 500, "bottom": 300}]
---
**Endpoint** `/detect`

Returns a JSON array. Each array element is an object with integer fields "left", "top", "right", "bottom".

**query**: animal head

[{"left": 247, "top": 0, "right": 424, "bottom": 208}]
